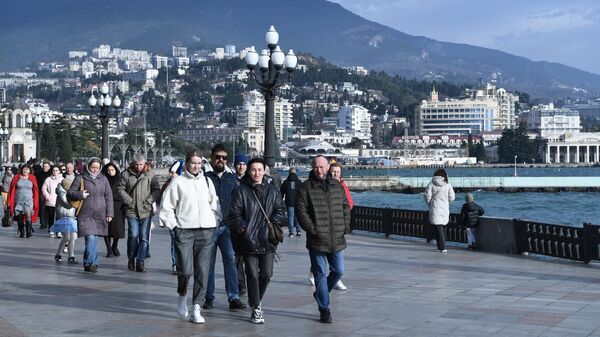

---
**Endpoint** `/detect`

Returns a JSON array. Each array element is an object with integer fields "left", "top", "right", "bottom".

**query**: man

[
  {"left": 117, "top": 153, "right": 160, "bottom": 273},
  {"left": 280, "top": 167, "right": 302, "bottom": 237},
  {"left": 63, "top": 163, "right": 75, "bottom": 181},
  {"left": 234, "top": 154, "right": 248, "bottom": 181},
  {"left": 296, "top": 155, "right": 350, "bottom": 324},
  {"left": 36, "top": 161, "right": 52, "bottom": 232},
  {"left": 233, "top": 153, "right": 249, "bottom": 295},
  {"left": 203, "top": 144, "right": 246, "bottom": 310}
]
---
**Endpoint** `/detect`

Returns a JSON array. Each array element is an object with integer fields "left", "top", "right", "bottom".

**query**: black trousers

[
  {"left": 435, "top": 225, "right": 446, "bottom": 251},
  {"left": 44, "top": 206, "right": 56, "bottom": 230},
  {"left": 236, "top": 254, "right": 246, "bottom": 293},
  {"left": 244, "top": 253, "right": 274, "bottom": 308}
]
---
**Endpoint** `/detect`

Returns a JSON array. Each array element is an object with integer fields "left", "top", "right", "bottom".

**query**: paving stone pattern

[{"left": 2, "top": 226, "right": 600, "bottom": 337}]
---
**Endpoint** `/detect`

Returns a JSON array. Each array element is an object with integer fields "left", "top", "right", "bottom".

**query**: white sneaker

[
  {"left": 309, "top": 272, "right": 315, "bottom": 286},
  {"left": 189, "top": 304, "right": 205, "bottom": 324},
  {"left": 56, "top": 232, "right": 63, "bottom": 238},
  {"left": 63, "top": 244, "right": 68, "bottom": 253},
  {"left": 49, "top": 232, "right": 55, "bottom": 238},
  {"left": 334, "top": 280, "right": 347, "bottom": 291},
  {"left": 177, "top": 295, "right": 188, "bottom": 321},
  {"left": 441, "top": 249, "right": 448, "bottom": 253},
  {"left": 250, "top": 305, "right": 265, "bottom": 324}
]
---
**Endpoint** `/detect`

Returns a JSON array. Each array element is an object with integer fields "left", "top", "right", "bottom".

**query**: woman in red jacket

[{"left": 7, "top": 165, "right": 39, "bottom": 238}]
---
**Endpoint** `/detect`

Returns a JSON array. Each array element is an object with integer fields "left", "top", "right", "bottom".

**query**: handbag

[
  {"left": 251, "top": 190, "right": 283, "bottom": 246},
  {"left": 68, "top": 177, "right": 85, "bottom": 216}
]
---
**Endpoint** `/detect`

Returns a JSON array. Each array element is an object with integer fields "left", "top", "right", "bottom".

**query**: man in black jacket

[
  {"left": 280, "top": 167, "right": 303, "bottom": 237},
  {"left": 460, "top": 193, "right": 484, "bottom": 250},
  {"left": 296, "top": 155, "right": 350, "bottom": 324}
]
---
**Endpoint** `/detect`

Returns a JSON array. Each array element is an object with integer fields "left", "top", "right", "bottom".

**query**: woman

[
  {"left": 68, "top": 158, "right": 114, "bottom": 273},
  {"left": 101, "top": 162, "right": 125, "bottom": 258},
  {"left": 7, "top": 165, "right": 39, "bottom": 238},
  {"left": 160, "top": 150, "right": 221, "bottom": 324},
  {"left": 42, "top": 166, "right": 64, "bottom": 237},
  {"left": 424, "top": 168, "right": 455, "bottom": 253},
  {"left": 228, "top": 158, "right": 287, "bottom": 324}
]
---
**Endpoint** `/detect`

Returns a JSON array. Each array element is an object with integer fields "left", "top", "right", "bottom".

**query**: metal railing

[{"left": 351, "top": 205, "right": 600, "bottom": 263}]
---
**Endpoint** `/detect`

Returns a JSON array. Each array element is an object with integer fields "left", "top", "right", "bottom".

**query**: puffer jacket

[
  {"left": 117, "top": 162, "right": 161, "bottom": 219},
  {"left": 295, "top": 171, "right": 351, "bottom": 254},
  {"left": 460, "top": 202, "right": 484, "bottom": 228},
  {"left": 280, "top": 172, "right": 302, "bottom": 208},
  {"left": 227, "top": 175, "right": 287, "bottom": 255},
  {"left": 424, "top": 176, "right": 456, "bottom": 225},
  {"left": 55, "top": 183, "right": 76, "bottom": 220}
]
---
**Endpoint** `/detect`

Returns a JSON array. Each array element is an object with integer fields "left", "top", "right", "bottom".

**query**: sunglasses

[{"left": 213, "top": 155, "right": 227, "bottom": 161}]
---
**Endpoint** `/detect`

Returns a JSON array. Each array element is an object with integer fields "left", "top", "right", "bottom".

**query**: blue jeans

[
  {"left": 466, "top": 228, "right": 476, "bottom": 246},
  {"left": 169, "top": 229, "right": 177, "bottom": 268},
  {"left": 127, "top": 217, "right": 151, "bottom": 263},
  {"left": 309, "top": 249, "right": 344, "bottom": 311},
  {"left": 206, "top": 226, "right": 239, "bottom": 301},
  {"left": 287, "top": 207, "right": 302, "bottom": 234},
  {"left": 83, "top": 235, "right": 98, "bottom": 267}
]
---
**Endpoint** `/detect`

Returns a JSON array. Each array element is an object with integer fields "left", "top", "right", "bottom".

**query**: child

[
  {"left": 51, "top": 178, "right": 78, "bottom": 264},
  {"left": 460, "top": 193, "right": 484, "bottom": 250}
]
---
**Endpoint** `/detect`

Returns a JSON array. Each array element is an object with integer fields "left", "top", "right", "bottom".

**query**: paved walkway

[{"left": 2, "top": 225, "right": 600, "bottom": 337}]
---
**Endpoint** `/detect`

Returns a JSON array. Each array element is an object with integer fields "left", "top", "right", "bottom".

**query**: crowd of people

[{"left": 0, "top": 147, "right": 485, "bottom": 326}]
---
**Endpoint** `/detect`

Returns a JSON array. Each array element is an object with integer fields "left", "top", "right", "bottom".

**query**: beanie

[{"left": 234, "top": 154, "right": 250, "bottom": 165}]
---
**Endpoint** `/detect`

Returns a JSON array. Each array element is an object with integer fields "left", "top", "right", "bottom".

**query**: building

[
  {"left": 338, "top": 103, "right": 371, "bottom": 144},
  {"left": 224, "top": 45, "right": 236, "bottom": 57},
  {"left": 237, "top": 90, "right": 293, "bottom": 140},
  {"left": 92, "top": 44, "right": 112, "bottom": 59},
  {"left": 0, "top": 88, "right": 6, "bottom": 105},
  {"left": 68, "top": 51, "right": 87, "bottom": 59},
  {"left": 3, "top": 98, "right": 37, "bottom": 163},
  {"left": 81, "top": 61, "right": 94, "bottom": 78},
  {"left": 543, "top": 132, "right": 600, "bottom": 164},
  {"left": 525, "top": 103, "right": 580, "bottom": 142},
  {"left": 417, "top": 84, "right": 518, "bottom": 136},
  {"left": 153, "top": 55, "right": 169, "bottom": 69},
  {"left": 172, "top": 46, "right": 187, "bottom": 58}
]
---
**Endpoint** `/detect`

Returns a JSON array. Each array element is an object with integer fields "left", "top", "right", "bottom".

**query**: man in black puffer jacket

[
  {"left": 460, "top": 193, "right": 484, "bottom": 250},
  {"left": 281, "top": 167, "right": 303, "bottom": 237},
  {"left": 295, "top": 155, "right": 350, "bottom": 324}
]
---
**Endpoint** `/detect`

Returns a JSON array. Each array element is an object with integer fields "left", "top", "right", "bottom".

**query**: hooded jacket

[
  {"left": 295, "top": 171, "right": 351, "bottom": 254},
  {"left": 460, "top": 202, "right": 484, "bottom": 228},
  {"left": 117, "top": 162, "right": 161, "bottom": 219},
  {"left": 159, "top": 170, "right": 222, "bottom": 230},
  {"left": 424, "top": 176, "right": 456, "bottom": 225},
  {"left": 42, "top": 174, "right": 64, "bottom": 207},
  {"left": 67, "top": 170, "right": 114, "bottom": 236},
  {"left": 227, "top": 175, "right": 287, "bottom": 255}
]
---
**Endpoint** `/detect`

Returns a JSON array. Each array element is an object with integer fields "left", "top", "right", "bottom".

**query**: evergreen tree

[
  {"left": 58, "top": 127, "right": 73, "bottom": 163},
  {"left": 41, "top": 123, "right": 57, "bottom": 161}
]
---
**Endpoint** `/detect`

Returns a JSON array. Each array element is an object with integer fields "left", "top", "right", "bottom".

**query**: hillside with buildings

[{"left": 1, "top": 0, "right": 600, "bottom": 98}]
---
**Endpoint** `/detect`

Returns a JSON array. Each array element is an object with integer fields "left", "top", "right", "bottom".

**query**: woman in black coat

[
  {"left": 228, "top": 158, "right": 287, "bottom": 324},
  {"left": 102, "top": 162, "right": 125, "bottom": 257}
]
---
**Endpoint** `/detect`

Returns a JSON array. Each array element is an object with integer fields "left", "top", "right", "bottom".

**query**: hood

[
  {"left": 432, "top": 176, "right": 447, "bottom": 187},
  {"left": 464, "top": 202, "right": 479, "bottom": 211},
  {"left": 286, "top": 172, "right": 299, "bottom": 181}
]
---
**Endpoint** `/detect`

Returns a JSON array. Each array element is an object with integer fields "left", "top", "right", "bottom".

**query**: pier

[{"left": 344, "top": 176, "right": 600, "bottom": 193}]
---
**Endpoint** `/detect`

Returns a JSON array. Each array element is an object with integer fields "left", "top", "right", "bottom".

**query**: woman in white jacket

[
  {"left": 159, "top": 150, "right": 222, "bottom": 325},
  {"left": 424, "top": 169, "right": 455, "bottom": 253}
]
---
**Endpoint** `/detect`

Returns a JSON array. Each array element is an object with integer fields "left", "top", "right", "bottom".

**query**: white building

[
  {"left": 174, "top": 57, "right": 190, "bottom": 68},
  {"left": 68, "top": 51, "right": 87, "bottom": 59},
  {"left": 153, "top": 55, "right": 169, "bottom": 69},
  {"left": 525, "top": 103, "right": 580, "bottom": 142},
  {"left": 544, "top": 132, "right": 600, "bottom": 164},
  {"left": 417, "top": 84, "right": 518, "bottom": 136},
  {"left": 338, "top": 103, "right": 371, "bottom": 144},
  {"left": 224, "top": 45, "right": 236, "bottom": 57},
  {"left": 3, "top": 99, "right": 36, "bottom": 162},
  {"left": 92, "top": 44, "right": 112, "bottom": 59},
  {"left": 69, "top": 60, "right": 80, "bottom": 72},
  {"left": 172, "top": 46, "right": 187, "bottom": 58},
  {"left": 107, "top": 61, "right": 121, "bottom": 74},
  {"left": 81, "top": 61, "right": 95, "bottom": 78},
  {"left": 237, "top": 90, "right": 293, "bottom": 140}
]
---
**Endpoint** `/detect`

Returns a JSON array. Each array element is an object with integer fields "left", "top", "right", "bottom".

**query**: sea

[{"left": 280, "top": 166, "right": 600, "bottom": 227}]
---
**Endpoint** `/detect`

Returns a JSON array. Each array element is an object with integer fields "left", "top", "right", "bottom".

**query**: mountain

[{"left": 1, "top": 0, "right": 599, "bottom": 98}]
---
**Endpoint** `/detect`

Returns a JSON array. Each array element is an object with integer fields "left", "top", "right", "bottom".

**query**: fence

[{"left": 350, "top": 206, "right": 600, "bottom": 263}]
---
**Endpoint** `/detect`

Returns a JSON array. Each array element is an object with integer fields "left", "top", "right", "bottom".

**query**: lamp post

[
  {"left": 514, "top": 155, "right": 518, "bottom": 177},
  {"left": 26, "top": 112, "right": 50, "bottom": 160},
  {"left": 244, "top": 25, "right": 297, "bottom": 168},
  {"left": 0, "top": 128, "right": 10, "bottom": 163},
  {"left": 88, "top": 83, "right": 121, "bottom": 160}
]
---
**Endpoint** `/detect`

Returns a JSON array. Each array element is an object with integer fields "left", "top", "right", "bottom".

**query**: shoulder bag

[{"left": 251, "top": 190, "right": 283, "bottom": 246}]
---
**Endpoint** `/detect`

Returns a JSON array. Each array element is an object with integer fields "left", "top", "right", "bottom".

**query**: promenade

[{"left": 2, "top": 226, "right": 600, "bottom": 337}]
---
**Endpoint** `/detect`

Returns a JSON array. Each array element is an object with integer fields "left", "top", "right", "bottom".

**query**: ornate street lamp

[
  {"left": 89, "top": 82, "right": 121, "bottom": 160},
  {"left": 244, "top": 25, "right": 297, "bottom": 168},
  {"left": 0, "top": 128, "right": 11, "bottom": 163},
  {"left": 26, "top": 112, "right": 50, "bottom": 160}
]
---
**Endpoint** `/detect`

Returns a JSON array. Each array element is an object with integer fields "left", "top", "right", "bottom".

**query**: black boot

[
  {"left": 25, "top": 220, "right": 33, "bottom": 238},
  {"left": 18, "top": 222, "right": 24, "bottom": 238},
  {"left": 112, "top": 239, "right": 120, "bottom": 257},
  {"left": 104, "top": 237, "right": 113, "bottom": 258}
]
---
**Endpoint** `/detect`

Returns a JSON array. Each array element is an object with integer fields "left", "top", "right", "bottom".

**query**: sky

[{"left": 328, "top": 0, "right": 600, "bottom": 75}]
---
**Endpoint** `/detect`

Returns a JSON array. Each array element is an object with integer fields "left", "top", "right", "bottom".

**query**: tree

[
  {"left": 41, "top": 123, "right": 57, "bottom": 161},
  {"left": 497, "top": 123, "right": 539, "bottom": 163},
  {"left": 58, "top": 127, "right": 73, "bottom": 163}
]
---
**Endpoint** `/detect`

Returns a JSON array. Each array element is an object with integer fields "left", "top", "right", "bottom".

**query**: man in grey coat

[
  {"left": 117, "top": 154, "right": 161, "bottom": 272},
  {"left": 295, "top": 155, "right": 351, "bottom": 324}
]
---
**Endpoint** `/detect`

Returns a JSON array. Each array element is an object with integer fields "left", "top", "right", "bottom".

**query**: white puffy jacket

[{"left": 424, "top": 176, "right": 455, "bottom": 225}]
